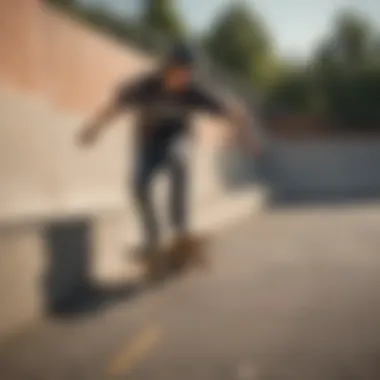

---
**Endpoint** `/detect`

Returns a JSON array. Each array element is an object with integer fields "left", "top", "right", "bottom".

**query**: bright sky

[{"left": 81, "top": 0, "right": 380, "bottom": 59}]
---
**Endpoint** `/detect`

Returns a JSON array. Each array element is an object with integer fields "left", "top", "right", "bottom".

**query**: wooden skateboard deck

[{"left": 144, "top": 235, "right": 210, "bottom": 281}]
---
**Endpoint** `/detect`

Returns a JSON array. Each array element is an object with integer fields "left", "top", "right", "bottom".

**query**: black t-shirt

[{"left": 114, "top": 72, "right": 228, "bottom": 150}]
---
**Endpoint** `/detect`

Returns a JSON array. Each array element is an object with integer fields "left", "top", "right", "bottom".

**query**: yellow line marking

[{"left": 108, "top": 325, "right": 162, "bottom": 376}]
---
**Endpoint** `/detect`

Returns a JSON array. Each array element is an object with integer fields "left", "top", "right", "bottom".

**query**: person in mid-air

[{"left": 78, "top": 41, "right": 261, "bottom": 260}]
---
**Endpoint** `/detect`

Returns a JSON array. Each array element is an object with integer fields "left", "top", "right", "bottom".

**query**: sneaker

[
  {"left": 172, "top": 234, "right": 209, "bottom": 270},
  {"left": 132, "top": 245, "right": 156, "bottom": 263},
  {"left": 173, "top": 233, "right": 194, "bottom": 249}
]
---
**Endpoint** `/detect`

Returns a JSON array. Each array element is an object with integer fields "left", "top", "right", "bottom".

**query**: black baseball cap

[{"left": 165, "top": 41, "right": 196, "bottom": 68}]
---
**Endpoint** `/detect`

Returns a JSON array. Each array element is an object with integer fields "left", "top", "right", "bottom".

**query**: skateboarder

[{"left": 78, "top": 41, "right": 260, "bottom": 260}]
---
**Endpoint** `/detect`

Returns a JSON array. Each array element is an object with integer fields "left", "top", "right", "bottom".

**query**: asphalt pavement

[{"left": 1, "top": 204, "right": 380, "bottom": 380}]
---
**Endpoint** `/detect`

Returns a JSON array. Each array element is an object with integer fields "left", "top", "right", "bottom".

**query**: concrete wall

[
  {"left": 0, "top": 225, "right": 45, "bottom": 341},
  {"left": 267, "top": 138, "right": 380, "bottom": 198},
  {"left": 0, "top": 0, "right": 263, "bottom": 340},
  {"left": 0, "top": 0, "right": 233, "bottom": 221}
]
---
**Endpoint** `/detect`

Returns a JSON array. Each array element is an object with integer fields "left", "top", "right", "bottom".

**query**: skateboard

[{"left": 144, "top": 235, "right": 210, "bottom": 281}]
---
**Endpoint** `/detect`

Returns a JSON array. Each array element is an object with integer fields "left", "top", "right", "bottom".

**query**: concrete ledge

[
  {"left": 0, "top": 225, "right": 45, "bottom": 343},
  {"left": 0, "top": 88, "right": 269, "bottom": 341},
  {"left": 0, "top": 184, "right": 268, "bottom": 341},
  {"left": 92, "top": 185, "right": 268, "bottom": 284}
]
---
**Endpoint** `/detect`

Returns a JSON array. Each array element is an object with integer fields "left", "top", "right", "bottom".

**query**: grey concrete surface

[
  {"left": 266, "top": 139, "right": 380, "bottom": 198},
  {"left": 0, "top": 86, "right": 266, "bottom": 339},
  {"left": 1, "top": 204, "right": 380, "bottom": 380},
  {"left": 0, "top": 225, "right": 45, "bottom": 340}
]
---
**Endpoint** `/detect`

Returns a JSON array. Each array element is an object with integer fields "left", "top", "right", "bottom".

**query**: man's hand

[
  {"left": 77, "top": 125, "right": 99, "bottom": 147},
  {"left": 227, "top": 101, "right": 261, "bottom": 157},
  {"left": 243, "top": 139, "right": 261, "bottom": 157},
  {"left": 76, "top": 101, "right": 120, "bottom": 148}
]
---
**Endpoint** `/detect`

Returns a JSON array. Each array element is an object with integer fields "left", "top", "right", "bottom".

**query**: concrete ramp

[
  {"left": 0, "top": 88, "right": 267, "bottom": 341},
  {"left": 0, "top": 0, "right": 267, "bottom": 342}
]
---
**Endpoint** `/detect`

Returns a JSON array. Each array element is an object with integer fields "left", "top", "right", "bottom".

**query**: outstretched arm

[
  {"left": 191, "top": 85, "right": 261, "bottom": 155},
  {"left": 78, "top": 101, "right": 121, "bottom": 147},
  {"left": 77, "top": 75, "right": 151, "bottom": 147},
  {"left": 224, "top": 100, "right": 261, "bottom": 156}
]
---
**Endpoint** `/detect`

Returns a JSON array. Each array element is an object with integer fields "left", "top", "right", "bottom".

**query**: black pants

[{"left": 132, "top": 145, "right": 188, "bottom": 248}]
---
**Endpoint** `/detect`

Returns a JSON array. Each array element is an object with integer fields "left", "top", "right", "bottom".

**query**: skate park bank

[
  {"left": 2, "top": 0, "right": 380, "bottom": 343},
  {"left": 0, "top": 0, "right": 266, "bottom": 340}
]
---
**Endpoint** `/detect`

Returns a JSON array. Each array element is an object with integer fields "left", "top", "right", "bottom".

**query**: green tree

[
  {"left": 309, "top": 10, "right": 380, "bottom": 127},
  {"left": 142, "top": 0, "right": 186, "bottom": 40},
  {"left": 266, "top": 67, "right": 326, "bottom": 114},
  {"left": 373, "top": 36, "right": 380, "bottom": 64},
  {"left": 47, "top": 0, "right": 77, "bottom": 10},
  {"left": 333, "top": 11, "right": 373, "bottom": 69},
  {"left": 313, "top": 11, "right": 374, "bottom": 74},
  {"left": 203, "top": 2, "right": 275, "bottom": 90}
]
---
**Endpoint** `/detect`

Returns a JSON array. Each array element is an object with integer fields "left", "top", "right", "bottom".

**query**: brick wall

[
  {"left": 0, "top": 0, "right": 229, "bottom": 142},
  {"left": 0, "top": 0, "right": 233, "bottom": 221}
]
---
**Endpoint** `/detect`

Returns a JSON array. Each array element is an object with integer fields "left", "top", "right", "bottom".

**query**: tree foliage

[
  {"left": 141, "top": 0, "right": 186, "bottom": 40},
  {"left": 46, "top": 1, "right": 380, "bottom": 129},
  {"left": 267, "top": 9, "right": 380, "bottom": 128},
  {"left": 203, "top": 2, "right": 276, "bottom": 90}
]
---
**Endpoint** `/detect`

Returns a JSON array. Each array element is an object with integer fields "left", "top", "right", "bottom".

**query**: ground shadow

[
  {"left": 44, "top": 220, "right": 210, "bottom": 319},
  {"left": 47, "top": 254, "right": 210, "bottom": 319},
  {"left": 43, "top": 218, "right": 144, "bottom": 319},
  {"left": 46, "top": 280, "right": 141, "bottom": 318}
]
